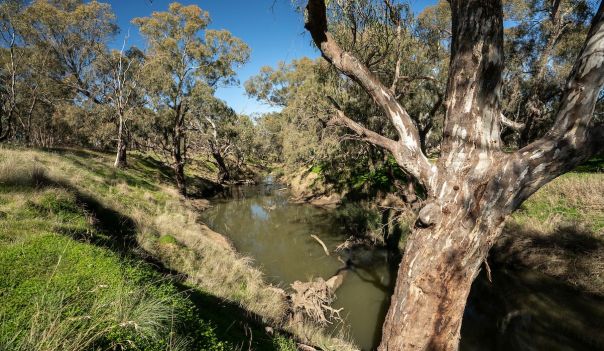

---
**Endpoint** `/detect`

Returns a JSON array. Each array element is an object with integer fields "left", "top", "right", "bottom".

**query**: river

[{"left": 200, "top": 181, "right": 604, "bottom": 351}]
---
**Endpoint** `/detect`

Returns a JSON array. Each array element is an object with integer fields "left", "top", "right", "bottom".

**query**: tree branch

[
  {"left": 509, "top": 1, "right": 604, "bottom": 207},
  {"left": 305, "top": 0, "right": 436, "bottom": 190},
  {"left": 329, "top": 107, "right": 398, "bottom": 154},
  {"left": 500, "top": 113, "right": 524, "bottom": 130}
]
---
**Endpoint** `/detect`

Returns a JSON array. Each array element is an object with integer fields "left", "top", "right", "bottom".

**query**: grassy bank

[
  {"left": 0, "top": 147, "right": 353, "bottom": 350},
  {"left": 494, "top": 161, "right": 604, "bottom": 295}
]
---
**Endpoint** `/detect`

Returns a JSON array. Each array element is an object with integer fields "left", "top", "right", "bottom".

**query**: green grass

[
  {"left": 0, "top": 147, "right": 313, "bottom": 351},
  {"left": 511, "top": 170, "right": 604, "bottom": 232},
  {"left": 0, "top": 188, "right": 231, "bottom": 350},
  {"left": 159, "top": 234, "right": 179, "bottom": 246},
  {"left": 495, "top": 164, "right": 604, "bottom": 295}
]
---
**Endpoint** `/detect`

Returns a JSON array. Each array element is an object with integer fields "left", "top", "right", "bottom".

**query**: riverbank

[
  {"left": 0, "top": 147, "right": 355, "bottom": 351},
  {"left": 279, "top": 160, "right": 604, "bottom": 296},
  {"left": 200, "top": 175, "right": 604, "bottom": 351},
  {"left": 494, "top": 167, "right": 604, "bottom": 295}
]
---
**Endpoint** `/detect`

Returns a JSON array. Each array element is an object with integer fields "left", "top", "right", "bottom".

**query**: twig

[
  {"left": 484, "top": 258, "right": 492, "bottom": 283},
  {"left": 310, "top": 234, "right": 330, "bottom": 256}
]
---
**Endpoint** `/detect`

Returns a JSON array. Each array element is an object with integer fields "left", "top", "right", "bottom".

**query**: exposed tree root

[{"left": 288, "top": 260, "right": 351, "bottom": 325}]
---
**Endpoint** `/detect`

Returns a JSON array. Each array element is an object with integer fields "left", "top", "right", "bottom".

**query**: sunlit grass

[{"left": 0, "top": 146, "right": 354, "bottom": 350}]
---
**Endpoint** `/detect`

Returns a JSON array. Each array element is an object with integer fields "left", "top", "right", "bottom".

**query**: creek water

[{"left": 200, "top": 181, "right": 604, "bottom": 351}]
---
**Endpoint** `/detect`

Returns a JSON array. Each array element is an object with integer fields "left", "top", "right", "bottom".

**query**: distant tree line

[{"left": 0, "top": 0, "right": 259, "bottom": 196}]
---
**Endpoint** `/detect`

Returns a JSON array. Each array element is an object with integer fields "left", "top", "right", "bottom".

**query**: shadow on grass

[
  {"left": 491, "top": 222, "right": 604, "bottom": 295},
  {"left": 461, "top": 268, "right": 604, "bottom": 351},
  {"left": 47, "top": 147, "right": 223, "bottom": 198},
  {"left": 4, "top": 173, "right": 282, "bottom": 350},
  {"left": 573, "top": 155, "right": 604, "bottom": 173},
  {"left": 179, "top": 287, "right": 283, "bottom": 350}
]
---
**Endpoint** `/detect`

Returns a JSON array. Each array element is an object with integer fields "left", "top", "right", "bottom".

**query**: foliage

[
  {"left": 247, "top": 1, "right": 448, "bottom": 196},
  {"left": 131, "top": 2, "right": 250, "bottom": 193},
  {"left": 0, "top": 0, "right": 257, "bottom": 192},
  {"left": 502, "top": 0, "right": 599, "bottom": 145}
]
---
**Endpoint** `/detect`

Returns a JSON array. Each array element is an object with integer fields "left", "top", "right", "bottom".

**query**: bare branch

[
  {"left": 310, "top": 235, "right": 330, "bottom": 256},
  {"left": 329, "top": 107, "right": 398, "bottom": 154},
  {"left": 500, "top": 113, "right": 524, "bottom": 130}
]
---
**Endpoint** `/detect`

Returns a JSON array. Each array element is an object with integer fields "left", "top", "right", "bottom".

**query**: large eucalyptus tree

[
  {"left": 304, "top": 0, "right": 604, "bottom": 349},
  {"left": 133, "top": 3, "right": 249, "bottom": 196}
]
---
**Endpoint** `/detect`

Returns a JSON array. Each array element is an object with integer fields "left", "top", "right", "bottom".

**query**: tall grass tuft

[
  {"left": 0, "top": 283, "right": 181, "bottom": 351},
  {"left": 0, "top": 154, "right": 46, "bottom": 188}
]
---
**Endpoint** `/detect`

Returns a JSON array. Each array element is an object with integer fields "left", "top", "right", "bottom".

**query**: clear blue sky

[{"left": 105, "top": 0, "right": 435, "bottom": 115}]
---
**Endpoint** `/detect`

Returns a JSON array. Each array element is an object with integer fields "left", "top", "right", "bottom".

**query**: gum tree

[
  {"left": 134, "top": 2, "right": 249, "bottom": 195},
  {"left": 304, "top": 0, "right": 604, "bottom": 349}
]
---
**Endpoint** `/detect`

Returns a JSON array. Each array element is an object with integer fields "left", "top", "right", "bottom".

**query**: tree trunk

[
  {"left": 215, "top": 157, "right": 231, "bottom": 184},
  {"left": 114, "top": 116, "right": 127, "bottom": 168},
  {"left": 208, "top": 140, "right": 230, "bottom": 183},
  {"left": 379, "top": 202, "right": 505, "bottom": 351},
  {"left": 172, "top": 129, "right": 187, "bottom": 197},
  {"left": 304, "top": 0, "right": 604, "bottom": 350},
  {"left": 213, "top": 151, "right": 230, "bottom": 184},
  {"left": 0, "top": 109, "right": 13, "bottom": 142},
  {"left": 173, "top": 160, "right": 187, "bottom": 196}
]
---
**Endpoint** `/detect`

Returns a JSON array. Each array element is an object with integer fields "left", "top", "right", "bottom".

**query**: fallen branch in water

[{"left": 310, "top": 234, "right": 330, "bottom": 256}]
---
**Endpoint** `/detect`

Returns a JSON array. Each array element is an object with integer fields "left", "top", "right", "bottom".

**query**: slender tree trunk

[
  {"left": 173, "top": 159, "right": 187, "bottom": 196},
  {"left": 213, "top": 151, "right": 230, "bottom": 183},
  {"left": 172, "top": 129, "right": 187, "bottom": 197},
  {"left": 209, "top": 142, "right": 230, "bottom": 183},
  {"left": 114, "top": 115, "right": 128, "bottom": 168},
  {"left": 172, "top": 153, "right": 187, "bottom": 197},
  {"left": 0, "top": 112, "right": 12, "bottom": 142}
]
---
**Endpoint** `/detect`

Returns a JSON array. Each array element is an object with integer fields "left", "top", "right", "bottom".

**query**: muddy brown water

[{"left": 201, "top": 181, "right": 604, "bottom": 351}]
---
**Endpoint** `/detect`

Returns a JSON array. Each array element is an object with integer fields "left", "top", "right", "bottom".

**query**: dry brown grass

[{"left": 494, "top": 171, "right": 604, "bottom": 295}]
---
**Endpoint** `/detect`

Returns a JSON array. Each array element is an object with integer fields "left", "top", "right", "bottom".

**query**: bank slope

[{"left": 0, "top": 147, "right": 306, "bottom": 351}]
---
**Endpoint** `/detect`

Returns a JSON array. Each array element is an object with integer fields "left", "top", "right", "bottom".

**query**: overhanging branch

[
  {"left": 329, "top": 108, "right": 398, "bottom": 154},
  {"left": 306, "top": 0, "right": 436, "bottom": 191}
]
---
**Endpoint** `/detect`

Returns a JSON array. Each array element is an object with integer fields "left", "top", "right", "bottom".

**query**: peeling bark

[{"left": 304, "top": 0, "right": 604, "bottom": 350}]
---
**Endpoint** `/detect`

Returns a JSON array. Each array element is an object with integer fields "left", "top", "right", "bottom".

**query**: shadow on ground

[
  {"left": 4, "top": 167, "right": 282, "bottom": 350},
  {"left": 491, "top": 222, "right": 604, "bottom": 295},
  {"left": 45, "top": 148, "right": 223, "bottom": 198}
]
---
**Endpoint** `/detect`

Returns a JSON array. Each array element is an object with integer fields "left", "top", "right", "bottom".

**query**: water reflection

[
  {"left": 250, "top": 204, "right": 269, "bottom": 221},
  {"left": 202, "top": 183, "right": 604, "bottom": 351}
]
